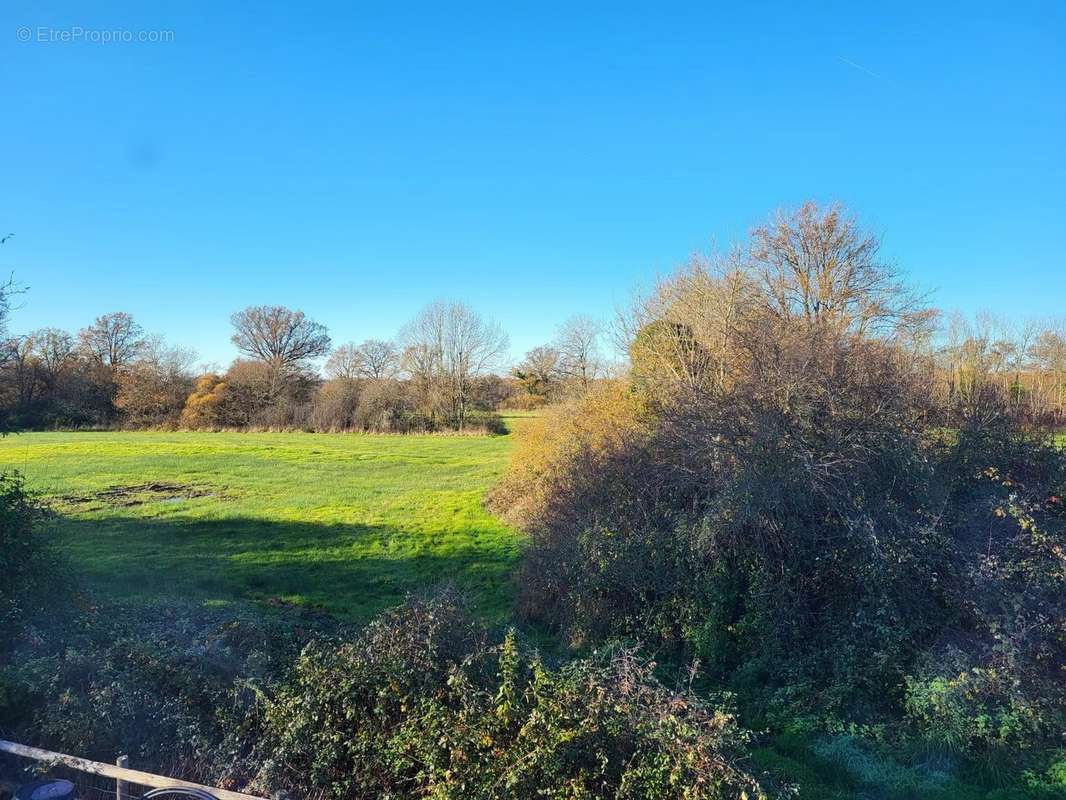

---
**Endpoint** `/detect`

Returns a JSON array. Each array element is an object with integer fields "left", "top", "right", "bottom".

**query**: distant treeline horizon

[{"left": 3, "top": 203, "right": 1066, "bottom": 434}]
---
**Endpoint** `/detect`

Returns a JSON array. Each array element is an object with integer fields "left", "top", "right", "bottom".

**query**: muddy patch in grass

[{"left": 55, "top": 482, "right": 225, "bottom": 510}]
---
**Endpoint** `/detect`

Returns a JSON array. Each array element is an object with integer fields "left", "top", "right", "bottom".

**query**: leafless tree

[
  {"left": 748, "top": 201, "right": 920, "bottom": 338},
  {"left": 554, "top": 315, "right": 602, "bottom": 391},
  {"left": 615, "top": 201, "right": 945, "bottom": 443},
  {"left": 230, "top": 305, "right": 331, "bottom": 388},
  {"left": 326, "top": 339, "right": 400, "bottom": 381},
  {"left": 0, "top": 276, "right": 22, "bottom": 341},
  {"left": 31, "top": 328, "right": 76, "bottom": 384},
  {"left": 939, "top": 312, "right": 1066, "bottom": 423},
  {"left": 1029, "top": 320, "right": 1066, "bottom": 416},
  {"left": 325, "top": 343, "right": 363, "bottom": 380},
  {"left": 357, "top": 338, "right": 400, "bottom": 379},
  {"left": 77, "top": 312, "right": 146, "bottom": 370},
  {"left": 0, "top": 233, "right": 25, "bottom": 340},
  {"left": 139, "top": 335, "right": 197, "bottom": 377},
  {"left": 4, "top": 334, "right": 41, "bottom": 410},
  {"left": 400, "top": 300, "right": 509, "bottom": 428}
]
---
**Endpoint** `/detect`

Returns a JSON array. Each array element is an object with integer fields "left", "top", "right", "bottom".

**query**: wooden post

[{"left": 116, "top": 755, "right": 129, "bottom": 800}]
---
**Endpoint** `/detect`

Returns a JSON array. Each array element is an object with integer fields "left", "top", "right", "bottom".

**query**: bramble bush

[
  {"left": 0, "top": 472, "right": 48, "bottom": 642},
  {"left": 2, "top": 577, "right": 771, "bottom": 799},
  {"left": 0, "top": 599, "right": 318, "bottom": 783},
  {"left": 901, "top": 422, "right": 1066, "bottom": 755},
  {"left": 0, "top": 471, "right": 52, "bottom": 717},
  {"left": 254, "top": 590, "right": 768, "bottom": 800}
]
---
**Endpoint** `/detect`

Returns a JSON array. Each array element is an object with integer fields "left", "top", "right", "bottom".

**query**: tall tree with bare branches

[
  {"left": 748, "top": 201, "right": 920, "bottom": 337},
  {"left": 230, "top": 305, "right": 331, "bottom": 394},
  {"left": 356, "top": 338, "right": 400, "bottom": 379},
  {"left": 400, "top": 300, "right": 508, "bottom": 429},
  {"left": 324, "top": 342, "right": 364, "bottom": 380},
  {"left": 554, "top": 315, "right": 602, "bottom": 391},
  {"left": 326, "top": 339, "right": 401, "bottom": 380},
  {"left": 78, "top": 312, "right": 145, "bottom": 370}
]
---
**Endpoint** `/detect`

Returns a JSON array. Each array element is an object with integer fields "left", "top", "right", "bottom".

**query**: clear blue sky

[{"left": 1, "top": 1, "right": 1063, "bottom": 367}]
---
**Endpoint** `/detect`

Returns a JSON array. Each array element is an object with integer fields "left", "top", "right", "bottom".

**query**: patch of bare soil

[{"left": 56, "top": 482, "right": 220, "bottom": 509}]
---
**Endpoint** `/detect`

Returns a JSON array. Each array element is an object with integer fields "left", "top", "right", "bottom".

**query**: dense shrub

[
  {"left": 0, "top": 473, "right": 50, "bottom": 642},
  {"left": 901, "top": 422, "right": 1066, "bottom": 754},
  {"left": 489, "top": 380, "right": 650, "bottom": 535},
  {"left": 500, "top": 391, "right": 549, "bottom": 411},
  {"left": 490, "top": 204, "right": 1066, "bottom": 762},
  {"left": 351, "top": 378, "right": 419, "bottom": 432},
  {"left": 178, "top": 361, "right": 317, "bottom": 430},
  {"left": 469, "top": 373, "right": 516, "bottom": 411},
  {"left": 4, "top": 587, "right": 768, "bottom": 799},
  {"left": 1, "top": 599, "right": 325, "bottom": 782},
  {"left": 311, "top": 377, "right": 362, "bottom": 431},
  {"left": 0, "top": 471, "right": 56, "bottom": 721},
  {"left": 180, "top": 373, "right": 227, "bottom": 428},
  {"left": 256, "top": 591, "right": 767, "bottom": 800},
  {"left": 113, "top": 339, "right": 196, "bottom": 428},
  {"left": 462, "top": 408, "right": 508, "bottom": 435},
  {"left": 496, "top": 360, "right": 952, "bottom": 724},
  {"left": 181, "top": 374, "right": 508, "bottom": 435}
]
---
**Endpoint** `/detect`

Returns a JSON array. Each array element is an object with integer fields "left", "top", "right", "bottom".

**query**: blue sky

[{"left": 1, "top": 1, "right": 1063, "bottom": 367}]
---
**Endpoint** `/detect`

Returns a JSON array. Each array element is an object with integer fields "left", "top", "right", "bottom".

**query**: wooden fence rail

[{"left": 0, "top": 740, "right": 264, "bottom": 800}]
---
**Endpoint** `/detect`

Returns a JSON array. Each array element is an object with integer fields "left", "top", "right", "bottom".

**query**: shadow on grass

[{"left": 49, "top": 515, "right": 520, "bottom": 623}]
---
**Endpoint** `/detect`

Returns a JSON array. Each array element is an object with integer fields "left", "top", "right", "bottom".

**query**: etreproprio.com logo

[{"left": 16, "top": 26, "right": 175, "bottom": 43}]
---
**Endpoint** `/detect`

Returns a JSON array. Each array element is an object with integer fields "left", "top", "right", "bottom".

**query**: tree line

[
  {"left": 2, "top": 227, "right": 1065, "bottom": 433},
  {"left": 0, "top": 286, "right": 612, "bottom": 432}
]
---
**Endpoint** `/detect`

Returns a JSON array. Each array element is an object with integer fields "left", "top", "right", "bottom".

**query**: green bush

[
  {"left": 463, "top": 409, "right": 508, "bottom": 435},
  {"left": 256, "top": 591, "right": 767, "bottom": 799},
  {"left": 1, "top": 598, "right": 322, "bottom": 781},
  {"left": 0, "top": 472, "right": 50, "bottom": 640}
]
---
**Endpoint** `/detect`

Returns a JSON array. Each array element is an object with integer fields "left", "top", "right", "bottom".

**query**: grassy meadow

[{"left": 0, "top": 418, "right": 535, "bottom": 621}]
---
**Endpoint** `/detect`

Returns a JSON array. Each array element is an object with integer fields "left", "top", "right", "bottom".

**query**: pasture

[{"left": 0, "top": 423, "right": 530, "bottom": 621}]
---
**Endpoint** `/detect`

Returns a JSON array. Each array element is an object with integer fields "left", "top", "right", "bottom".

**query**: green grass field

[{"left": 0, "top": 422, "right": 530, "bottom": 621}]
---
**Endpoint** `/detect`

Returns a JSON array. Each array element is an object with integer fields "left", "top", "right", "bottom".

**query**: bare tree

[
  {"left": 621, "top": 202, "right": 929, "bottom": 409},
  {"left": 0, "top": 277, "right": 22, "bottom": 343},
  {"left": 623, "top": 254, "right": 757, "bottom": 395},
  {"left": 1030, "top": 321, "right": 1066, "bottom": 417},
  {"left": 0, "top": 234, "right": 25, "bottom": 342},
  {"left": 230, "top": 305, "right": 331, "bottom": 387},
  {"left": 78, "top": 312, "right": 146, "bottom": 370},
  {"left": 554, "top": 315, "right": 602, "bottom": 391},
  {"left": 31, "top": 328, "right": 76, "bottom": 384},
  {"left": 326, "top": 339, "right": 400, "bottom": 381},
  {"left": 939, "top": 311, "right": 1066, "bottom": 422},
  {"left": 4, "top": 334, "right": 41, "bottom": 411},
  {"left": 400, "top": 300, "right": 509, "bottom": 429},
  {"left": 357, "top": 338, "right": 400, "bottom": 379},
  {"left": 748, "top": 202, "right": 919, "bottom": 338},
  {"left": 325, "top": 342, "right": 363, "bottom": 380}
]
